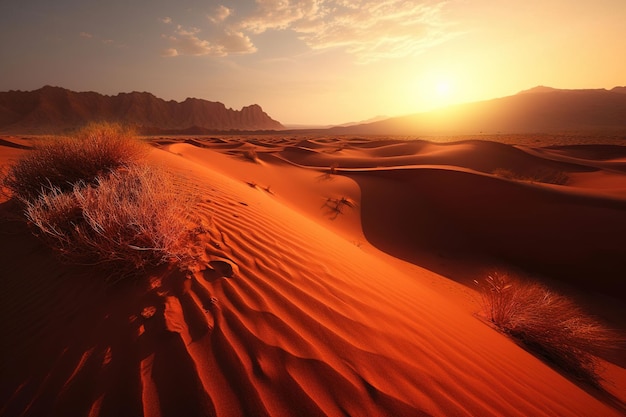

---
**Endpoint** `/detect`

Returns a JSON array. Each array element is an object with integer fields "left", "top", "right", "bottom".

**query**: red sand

[{"left": 1, "top": 135, "right": 625, "bottom": 417}]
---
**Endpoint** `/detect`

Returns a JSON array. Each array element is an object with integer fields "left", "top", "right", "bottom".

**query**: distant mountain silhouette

[
  {"left": 327, "top": 87, "right": 626, "bottom": 135},
  {"left": 0, "top": 86, "right": 283, "bottom": 133},
  {"left": 336, "top": 115, "right": 389, "bottom": 128},
  {"left": 516, "top": 86, "right": 560, "bottom": 94}
]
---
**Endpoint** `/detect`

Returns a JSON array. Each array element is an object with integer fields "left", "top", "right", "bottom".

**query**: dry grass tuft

[
  {"left": 322, "top": 196, "right": 356, "bottom": 220},
  {"left": 3, "top": 122, "right": 203, "bottom": 281},
  {"left": 3, "top": 122, "right": 147, "bottom": 201},
  {"left": 475, "top": 273, "right": 621, "bottom": 385},
  {"left": 492, "top": 168, "right": 569, "bottom": 185},
  {"left": 25, "top": 164, "right": 200, "bottom": 277},
  {"left": 242, "top": 148, "right": 259, "bottom": 163},
  {"left": 318, "top": 162, "right": 340, "bottom": 181}
]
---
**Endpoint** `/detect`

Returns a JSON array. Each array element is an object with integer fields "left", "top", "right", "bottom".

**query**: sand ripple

[{"left": 1, "top": 136, "right": 624, "bottom": 416}]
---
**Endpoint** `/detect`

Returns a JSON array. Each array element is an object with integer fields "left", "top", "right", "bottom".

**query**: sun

[
  {"left": 404, "top": 72, "right": 461, "bottom": 112},
  {"left": 435, "top": 80, "right": 451, "bottom": 97}
]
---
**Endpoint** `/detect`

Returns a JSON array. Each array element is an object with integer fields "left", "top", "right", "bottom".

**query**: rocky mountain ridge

[{"left": 0, "top": 86, "right": 283, "bottom": 133}]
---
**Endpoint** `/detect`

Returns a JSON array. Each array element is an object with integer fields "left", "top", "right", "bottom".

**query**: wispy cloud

[
  {"left": 161, "top": 1, "right": 455, "bottom": 62},
  {"left": 162, "top": 47, "right": 179, "bottom": 57},
  {"left": 241, "top": 0, "right": 321, "bottom": 33},
  {"left": 337, "top": 2, "right": 455, "bottom": 62},
  {"left": 240, "top": 0, "right": 456, "bottom": 62},
  {"left": 162, "top": 25, "right": 256, "bottom": 57},
  {"left": 209, "top": 5, "right": 232, "bottom": 23},
  {"left": 79, "top": 31, "right": 126, "bottom": 48},
  {"left": 159, "top": 17, "right": 172, "bottom": 24}
]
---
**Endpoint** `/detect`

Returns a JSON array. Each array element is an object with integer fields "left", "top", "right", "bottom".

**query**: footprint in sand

[{"left": 202, "top": 257, "right": 239, "bottom": 281}]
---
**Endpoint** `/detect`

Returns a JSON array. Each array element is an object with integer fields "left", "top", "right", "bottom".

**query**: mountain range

[
  {"left": 325, "top": 86, "right": 626, "bottom": 136},
  {"left": 1, "top": 85, "right": 625, "bottom": 135},
  {"left": 0, "top": 86, "right": 283, "bottom": 133}
]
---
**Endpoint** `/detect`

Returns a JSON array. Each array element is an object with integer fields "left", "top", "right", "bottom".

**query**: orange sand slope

[{"left": 1, "top": 135, "right": 625, "bottom": 417}]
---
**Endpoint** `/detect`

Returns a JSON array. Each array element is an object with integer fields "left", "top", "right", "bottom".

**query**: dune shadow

[
  {"left": 345, "top": 167, "right": 626, "bottom": 332},
  {"left": 0, "top": 200, "right": 217, "bottom": 416}
]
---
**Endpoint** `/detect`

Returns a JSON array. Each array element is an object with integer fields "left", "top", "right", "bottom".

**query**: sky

[{"left": 0, "top": 0, "right": 625, "bottom": 126}]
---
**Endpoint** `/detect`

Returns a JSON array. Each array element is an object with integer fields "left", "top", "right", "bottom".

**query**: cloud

[
  {"left": 241, "top": 0, "right": 321, "bottom": 33},
  {"left": 161, "top": 1, "right": 455, "bottom": 62},
  {"left": 209, "top": 5, "right": 232, "bottom": 23},
  {"left": 79, "top": 31, "right": 125, "bottom": 48},
  {"left": 162, "top": 48, "right": 179, "bottom": 57},
  {"left": 159, "top": 17, "right": 173, "bottom": 24},
  {"left": 240, "top": 0, "right": 456, "bottom": 62},
  {"left": 162, "top": 25, "right": 256, "bottom": 57}
]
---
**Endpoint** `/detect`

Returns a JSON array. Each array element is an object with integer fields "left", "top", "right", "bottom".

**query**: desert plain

[{"left": 1, "top": 132, "right": 625, "bottom": 417}]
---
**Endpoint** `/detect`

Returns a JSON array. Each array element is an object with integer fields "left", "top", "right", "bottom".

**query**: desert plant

[
  {"left": 322, "top": 196, "right": 356, "bottom": 219},
  {"left": 25, "top": 164, "right": 200, "bottom": 277},
  {"left": 492, "top": 168, "right": 518, "bottom": 181},
  {"left": 475, "top": 273, "right": 620, "bottom": 385},
  {"left": 318, "top": 162, "right": 340, "bottom": 181},
  {"left": 492, "top": 168, "right": 569, "bottom": 185},
  {"left": 3, "top": 122, "right": 147, "bottom": 201},
  {"left": 242, "top": 148, "right": 259, "bottom": 162},
  {"left": 533, "top": 168, "right": 569, "bottom": 185}
]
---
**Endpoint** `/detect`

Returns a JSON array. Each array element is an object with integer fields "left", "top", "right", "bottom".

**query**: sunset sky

[{"left": 1, "top": 0, "right": 624, "bottom": 125}]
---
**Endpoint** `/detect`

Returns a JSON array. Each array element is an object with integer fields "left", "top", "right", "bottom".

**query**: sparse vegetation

[
  {"left": 25, "top": 165, "right": 199, "bottom": 274},
  {"left": 3, "top": 122, "right": 201, "bottom": 280},
  {"left": 475, "top": 273, "right": 621, "bottom": 385},
  {"left": 3, "top": 122, "right": 147, "bottom": 201},
  {"left": 242, "top": 148, "right": 259, "bottom": 162},
  {"left": 318, "top": 162, "right": 340, "bottom": 181},
  {"left": 323, "top": 196, "right": 356, "bottom": 219},
  {"left": 492, "top": 168, "right": 569, "bottom": 185}
]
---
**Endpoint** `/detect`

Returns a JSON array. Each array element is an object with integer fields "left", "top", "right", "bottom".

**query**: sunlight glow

[
  {"left": 408, "top": 72, "right": 461, "bottom": 111},
  {"left": 435, "top": 81, "right": 451, "bottom": 97}
]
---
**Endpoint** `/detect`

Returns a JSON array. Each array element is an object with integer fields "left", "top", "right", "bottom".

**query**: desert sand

[{"left": 1, "top": 134, "right": 625, "bottom": 417}]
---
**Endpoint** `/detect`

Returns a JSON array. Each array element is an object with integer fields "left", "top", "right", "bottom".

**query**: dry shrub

[
  {"left": 3, "top": 122, "right": 147, "bottom": 201},
  {"left": 492, "top": 168, "right": 569, "bottom": 185},
  {"left": 242, "top": 148, "right": 259, "bottom": 162},
  {"left": 25, "top": 164, "right": 200, "bottom": 277},
  {"left": 475, "top": 273, "right": 621, "bottom": 385},
  {"left": 323, "top": 196, "right": 356, "bottom": 220}
]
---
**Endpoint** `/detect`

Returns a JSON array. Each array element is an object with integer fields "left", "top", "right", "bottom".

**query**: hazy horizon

[{"left": 1, "top": 0, "right": 625, "bottom": 125}]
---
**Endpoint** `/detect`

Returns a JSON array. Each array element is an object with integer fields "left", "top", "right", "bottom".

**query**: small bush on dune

[
  {"left": 492, "top": 168, "right": 569, "bottom": 185},
  {"left": 3, "top": 122, "right": 203, "bottom": 280},
  {"left": 475, "top": 273, "right": 620, "bottom": 385},
  {"left": 3, "top": 122, "right": 147, "bottom": 201},
  {"left": 242, "top": 148, "right": 259, "bottom": 162},
  {"left": 25, "top": 164, "right": 200, "bottom": 277}
]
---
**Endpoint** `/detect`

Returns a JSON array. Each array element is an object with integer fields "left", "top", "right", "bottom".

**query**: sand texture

[{"left": 1, "top": 135, "right": 625, "bottom": 417}]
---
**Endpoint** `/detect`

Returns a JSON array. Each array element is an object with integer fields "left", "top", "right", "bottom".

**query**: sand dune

[{"left": 1, "top": 135, "right": 625, "bottom": 416}]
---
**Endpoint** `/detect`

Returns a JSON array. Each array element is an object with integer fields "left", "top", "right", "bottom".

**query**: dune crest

[{"left": 1, "top": 135, "right": 624, "bottom": 416}]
